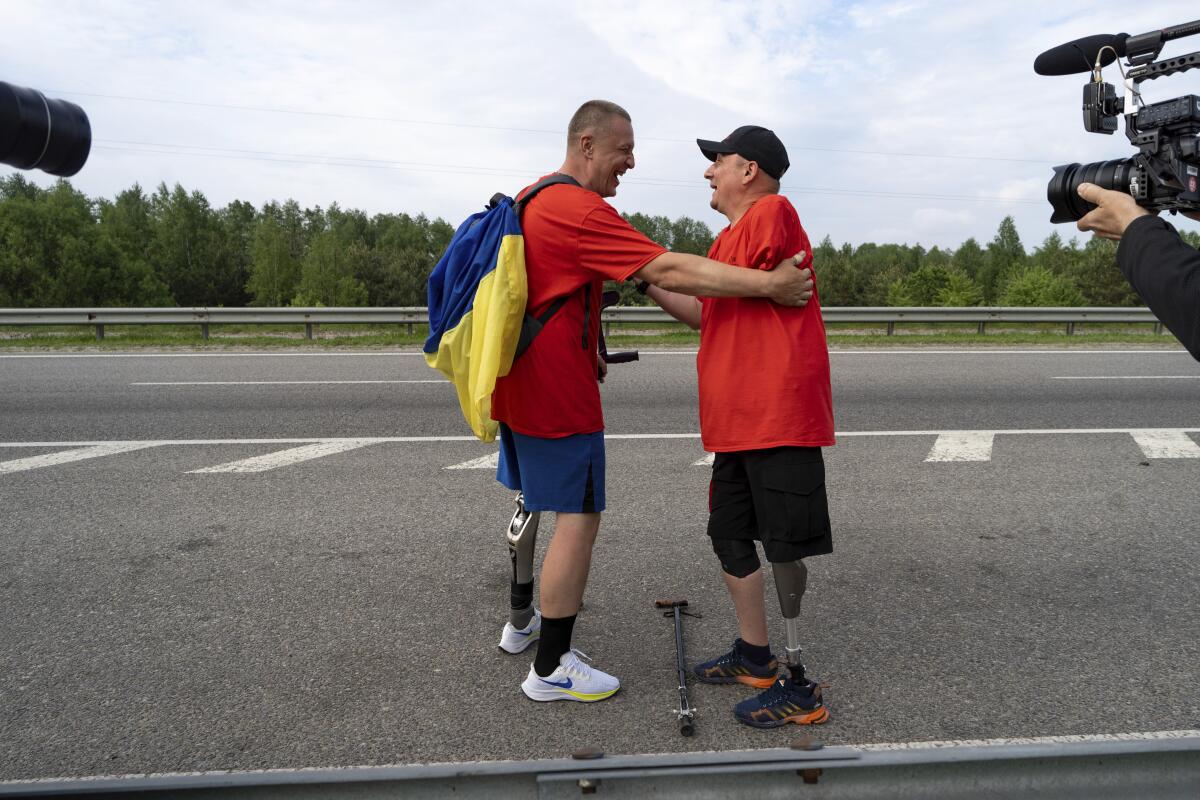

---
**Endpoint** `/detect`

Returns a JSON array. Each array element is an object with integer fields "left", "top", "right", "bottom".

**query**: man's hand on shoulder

[{"left": 766, "top": 252, "right": 813, "bottom": 307}]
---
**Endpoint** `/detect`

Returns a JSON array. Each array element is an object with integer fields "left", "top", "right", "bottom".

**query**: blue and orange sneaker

[
  {"left": 693, "top": 642, "right": 779, "bottom": 689},
  {"left": 734, "top": 676, "right": 829, "bottom": 729}
]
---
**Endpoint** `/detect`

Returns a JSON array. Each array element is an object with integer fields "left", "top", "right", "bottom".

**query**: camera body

[{"left": 1042, "top": 20, "right": 1200, "bottom": 223}]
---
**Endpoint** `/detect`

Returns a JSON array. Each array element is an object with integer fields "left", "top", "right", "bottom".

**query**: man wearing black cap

[{"left": 646, "top": 125, "right": 836, "bottom": 728}]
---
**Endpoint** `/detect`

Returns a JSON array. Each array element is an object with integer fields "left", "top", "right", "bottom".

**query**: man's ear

[
  {"left": 743, "top": 160, "right": 759, "bottom": 185},
  {"left": 579, "top": 133, "right": 595, "bottom": 159}
]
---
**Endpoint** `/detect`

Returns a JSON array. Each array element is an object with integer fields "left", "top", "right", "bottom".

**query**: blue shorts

[{"left": 496, "top": 424, "right": 605, "bottom": 513}]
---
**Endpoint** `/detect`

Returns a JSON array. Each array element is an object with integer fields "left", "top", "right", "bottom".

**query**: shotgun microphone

[{"left": 1033, "top": 33, "right": 1129, "bottom": 75}]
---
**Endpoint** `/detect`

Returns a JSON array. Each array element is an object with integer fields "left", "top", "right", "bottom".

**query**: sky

[{"left": 2, "top": 0, "right": 1198, "bottom": 251}]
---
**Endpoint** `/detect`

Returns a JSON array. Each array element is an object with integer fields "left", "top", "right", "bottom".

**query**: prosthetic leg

[
  {"left": 506, "top": 492, "right": 540, "bottom": 629},
  {"left": 771, "top": 559, "right": 809, "bottom": 683}
]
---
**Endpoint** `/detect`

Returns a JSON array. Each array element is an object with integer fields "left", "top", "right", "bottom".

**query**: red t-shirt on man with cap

[{"left": 698, "top": 194, "right": 834, "bottom": 452}]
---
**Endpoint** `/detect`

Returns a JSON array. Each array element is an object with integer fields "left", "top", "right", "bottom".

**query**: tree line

[{"left": 3, "top": 174, "right": 1195, "bottom": 309}]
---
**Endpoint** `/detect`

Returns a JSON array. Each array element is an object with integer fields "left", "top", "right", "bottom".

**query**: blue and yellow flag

[{"left": 424, "top": 197, "right": 527, "bottom": 443}]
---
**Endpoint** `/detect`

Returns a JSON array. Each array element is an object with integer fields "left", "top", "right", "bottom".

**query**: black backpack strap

[
  {"left": 514, "top": 173, "right": 581, "bottom": 217},
  {"left": 514, "top": 293, "right": 572, "bottom": 360},
  {"left": 510, "top": 173, "right": 584, "bottom": 360}
]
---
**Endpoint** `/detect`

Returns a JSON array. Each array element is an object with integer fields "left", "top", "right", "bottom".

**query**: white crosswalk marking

[
  {"left": 925, "top": 432, "right": 996, "bottom": 462},
  {"left": 188, "top": 440, "right": 379, "bottom": 473},
  {"left": 1130, "top": 430, "right": 1200, "bottom": 459},
  {"left": 446, "top": 453, "right": 499, "bottom": 470},
  {"left": 0, "top": 443, "right": 162, "bottom": 474}
]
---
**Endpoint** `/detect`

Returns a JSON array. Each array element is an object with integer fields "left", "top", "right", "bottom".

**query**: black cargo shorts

[{"left": 707, "top": 446, "right": 833, "bottom": 561}]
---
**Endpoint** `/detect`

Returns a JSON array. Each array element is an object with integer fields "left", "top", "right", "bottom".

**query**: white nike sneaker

[
  {"left": 521, "top": 649, "right": 620, "bottom": 702},
  {"left": 498, "top": 610, "right": 541, "bottom": 654}
]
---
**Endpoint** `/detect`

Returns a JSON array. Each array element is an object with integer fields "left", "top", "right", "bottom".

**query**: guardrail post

[
  {"left": 406, "top": 323, "right": 413, "bottom": 336},
  {"left": 977, "top": 321, "right": 985, "bottom": 335},
  {"left": 1066, "top": 322, "right": 1075, "bottom": 335},
  {"left": 1154, "top": 322, "right": 1164, "bottom": 335},
  {"left": 305, "top": 323, "right": 313, "bottom": 340},
  {"left": 95, "top": 324, "right": 104, "bottom": 341},
  {"left": 201, "top": 323, "right": 209, "bottom": 341},
  {"left": 886, "top": 322, "right": 895, "bottom": 336}
]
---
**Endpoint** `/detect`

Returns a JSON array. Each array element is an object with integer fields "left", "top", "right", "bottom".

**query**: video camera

[
  {"left": 0, "top": 81, "right": 91, "bottom": 177},
  {"left": 1036, "top": 19, "right": 1200, "bottom": 223}
]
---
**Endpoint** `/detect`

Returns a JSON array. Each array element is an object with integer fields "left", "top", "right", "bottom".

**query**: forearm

[
  {"left": 635, "top": 251, "right": 776, "bottom": 299},
  {"left": 1116, "top": 215, "right": 1200, "bottom": 360},
  {"left": 645, "top": 284, "right": 701, "bottom": 329}
]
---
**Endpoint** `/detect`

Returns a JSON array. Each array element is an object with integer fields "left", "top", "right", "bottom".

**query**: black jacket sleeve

[{"left": 1116, "top": 215, "right": 1200, "bottom": 361}]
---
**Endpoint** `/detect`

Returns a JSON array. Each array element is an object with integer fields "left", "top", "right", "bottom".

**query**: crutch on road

[{"left": 655, "top": 598, "right": 698, "bottom": 737}]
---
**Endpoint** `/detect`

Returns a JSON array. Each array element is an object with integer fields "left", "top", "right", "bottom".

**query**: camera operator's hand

[{"left": 1075, "top": 183, "right": 1151, "bottom": 241}]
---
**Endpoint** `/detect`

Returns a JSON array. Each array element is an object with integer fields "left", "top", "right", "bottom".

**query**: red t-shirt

[
  {"left": 491, "top": 178, "right": 667, "bottom": 437},
  {"left": 698, "top": 194, "right": 835, "bottom": 452}
]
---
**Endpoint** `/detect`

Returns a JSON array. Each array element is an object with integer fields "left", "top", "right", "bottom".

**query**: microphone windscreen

[{"left": 1034, "top": 33, "right": 1128, "bottom": 76}]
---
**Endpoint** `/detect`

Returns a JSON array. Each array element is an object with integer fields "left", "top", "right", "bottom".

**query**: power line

[
  {"left": 67, "top": 89, "right": 1053, "bottom": 165},
  {"left": 91, "top": 141, "right": 1044, "bottom": 205}
]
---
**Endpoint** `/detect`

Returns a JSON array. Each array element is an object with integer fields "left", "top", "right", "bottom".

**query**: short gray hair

[{"left": 567, "top": 100, "right": 631, "bottom": 143}]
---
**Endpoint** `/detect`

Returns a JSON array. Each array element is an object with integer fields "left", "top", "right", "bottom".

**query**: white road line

[
  {"left": 1053, "top": 375, "right": 1200, "bottom": 380},
  {"left": 1130, "top": 430, "right": 1200, "bottom": 459},
  {"left": 925, "top": 432, "right": 995, "bottom": 462},
  {"left": 2, "top": 429, "right": 1199, "bottom": 448},
  {"left": 446, "top": 453, "right": 499, "bottom": 470},
  {"left": 0, "top": 443, "right": 162, "bottom": 474},
  {"left": 187, "top": 440, "right": 380, "bottom": 473},
  {"left": 853, "top": 729, "right": 1200, "bottom": 752},
  {"left": 131, "top": 380, "right": 444, "bottom": 385}
]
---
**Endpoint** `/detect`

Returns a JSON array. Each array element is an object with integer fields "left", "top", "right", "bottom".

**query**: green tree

[
  {"left": 1067, "top": 236, "right": 1139, "bottom": 306},
  {"left": 247, "top": 214, "right": 300, "bottom": 306},
  {"left": 293, "top": 228, "right": 368, "bottom": 306},
  {"left": 811, "top": 236, "right": 858, "bottom": 306},
  {"left": 96, "top": 185, "right": 173, "bottom": 305},
  {"left": 147, "top": 183, "right": 243, "bottom": 306},
  {"left": 887, "top": 263, "right": 951, "bottom": 306},
  {"left": 981, "top": 216, "right": 1026, "bottom": 302},
  {"left": 998, "top": 265, "right": 1085, "bottom": 306},
  {"left": 936, "top": 269, "right": 984, "bottom": 306}
]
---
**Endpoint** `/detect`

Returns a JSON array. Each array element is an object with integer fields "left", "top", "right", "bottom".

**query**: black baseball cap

[{"left": 696, "top": 125, "right": 789, "bottom": 180}]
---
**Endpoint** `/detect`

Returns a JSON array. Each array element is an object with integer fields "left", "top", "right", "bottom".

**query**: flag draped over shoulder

[{"left": 423, "top": 197, "right": 526, "bottom": 443}]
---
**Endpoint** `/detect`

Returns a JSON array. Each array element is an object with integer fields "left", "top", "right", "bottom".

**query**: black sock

[
  {"left": 533, "top": 614, "right": 577, "bottom": 677},
  {"left": 736, "top": 638, "right": 773, "bottom": 667}
]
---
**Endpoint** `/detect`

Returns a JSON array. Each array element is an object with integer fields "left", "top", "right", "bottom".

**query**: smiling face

[
  {"left": 703, "top": 152, "right": 751, "bottom": 215},
  {"left": 584, "top": 116, "right": 636, "bottom": 198}
]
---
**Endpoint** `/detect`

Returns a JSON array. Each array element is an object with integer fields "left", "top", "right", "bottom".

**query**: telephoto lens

[
  {"left": 0, "top": 81, "right": 91, "bottom": 177},
  {"left": 1046, "top": 158, "right": 1136, "bottom": 223}
]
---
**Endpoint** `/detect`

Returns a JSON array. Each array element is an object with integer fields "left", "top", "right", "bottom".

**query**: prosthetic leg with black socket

[
  {"left": 732, "top": 559, "right": 829, "bottom": 728},
  {"left": 498, "top": 492, "right": 541, "bottom": 654}
]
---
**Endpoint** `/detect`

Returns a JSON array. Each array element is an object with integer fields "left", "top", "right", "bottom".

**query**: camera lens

[
  {"left": 0, "top": 81, "right": 91, "bottom": 177},
  {"left": 1047, "top": 159, "right": 1136, "bottom": 223}
]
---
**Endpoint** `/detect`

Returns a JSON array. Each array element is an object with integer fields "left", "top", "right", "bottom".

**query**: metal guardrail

[
  {"left": 1, "top": 735, "right": 1196, "bottom": 798},
  {"left": 0, "top": 306, "right": 1165, "bottom": 340}
]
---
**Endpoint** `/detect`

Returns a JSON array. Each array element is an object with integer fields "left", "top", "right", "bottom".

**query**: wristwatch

[{"left": 634, "top": 280, "right": 650, "bottom": 295}]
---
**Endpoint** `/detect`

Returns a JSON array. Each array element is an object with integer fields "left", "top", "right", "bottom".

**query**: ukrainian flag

[{"left": 424, "top": 197, "right": 527, "bottom": 443}]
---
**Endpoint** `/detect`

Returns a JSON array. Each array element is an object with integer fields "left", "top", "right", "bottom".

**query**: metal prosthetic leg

[
  {"left": 771, "top": 559, "right": 809, "bottom": 682},
  {"left": 506, "top": 492, "right": 540, "bottom": 629}
]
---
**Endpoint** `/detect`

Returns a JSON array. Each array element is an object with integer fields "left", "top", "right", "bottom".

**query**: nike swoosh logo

[{"left": 540, "top": 677, "right": 573, "bottom": 689}]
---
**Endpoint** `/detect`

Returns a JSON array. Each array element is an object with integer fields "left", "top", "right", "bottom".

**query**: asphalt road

[{"left": 1, "top": 346, "right": 1198, "bottom": 780}]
